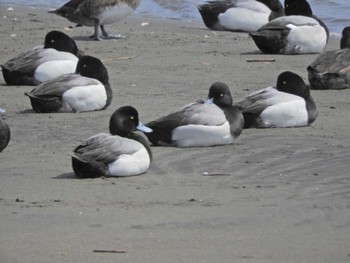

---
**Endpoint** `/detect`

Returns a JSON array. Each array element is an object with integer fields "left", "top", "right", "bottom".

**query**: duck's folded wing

[
  {"left": 73, "top": 133, "right": 142, "bottom": 164},
  {"left": 2, "top": 46, "right": 44, "bottom": 73},
  {"left": 27, "top": 75, "right": 100, "bottom": 97},
  {"left": 147, "top": 102, "right": 227, "bottom": 130}
]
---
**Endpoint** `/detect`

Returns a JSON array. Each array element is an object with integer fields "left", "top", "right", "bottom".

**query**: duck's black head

[
  {"left": 109, "top": 106, "right": 141, "bottom": 137},
  {"left": 207, "top": 82, "right": 233, "bottom": 107},
  {"left": 44, "top": 30, "right": 79, "bottom": 55},
  {"left": 277, "top": 71, "right": 310, "bottom": 98},
  {"left": 284, "top": 0, "right": 312, "bottom": 17},
  {"left": 75, "top": 55, "right": 109, "bottom": 84}
]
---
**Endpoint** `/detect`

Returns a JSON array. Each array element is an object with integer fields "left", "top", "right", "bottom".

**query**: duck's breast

[
  {"left": 172, "top": 121, "right": 234, "bottom": 147},
  {"left": 108, "top": 145, "right": 150, "bottom": 176},
  {"left": 62, "top": 78, "right": 107, "bottom": 112},
  {"left": 260, "top": 99, "right": 308, "bottom": 127}
]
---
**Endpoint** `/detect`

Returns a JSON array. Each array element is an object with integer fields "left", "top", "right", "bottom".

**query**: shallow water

[{"left": 0, "top": 0, "right": 349, "bottom": 33}]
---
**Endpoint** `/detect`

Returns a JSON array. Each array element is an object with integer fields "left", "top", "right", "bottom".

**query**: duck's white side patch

[
  {"left": 219, "top": 8, "right": 269, "bottom": 32},
  {"left": 34, "top": 60, "right": 77, "bottom": 82},
  {"left": 108, "top": 147, "right": 150, "bottom": 176},
  {"left": 260, "top": 100, "right": 308, "bottom": 127},
  {"left": 286, "top": 24, "right": 327, "bottom": 54},
  {"left": 172, "top": 121, "right": 233, "bottom": 147},
  {"left": 99, "top": 4, "right": 134, "bottom": 25},
  {"left": 63, "top": 83, "right": 107, "bottom": 112}
]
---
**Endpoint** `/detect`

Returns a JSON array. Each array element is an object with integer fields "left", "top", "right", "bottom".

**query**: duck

[
  {"left": 25, "top": 55, "right": 112, "bottom": 113},
  {"left": 249, "top": 0, "right": 329, "bottom": 54},
  {"left": 307, "top": 26, "right": 350, "bottom": 90},
  {"left": 196, "top": 0, "right": 284, "bottom": 32},
  {"left": 2, "top": 30, "right": 83, "bottom": 86},
  {"left": 145, "top": 82, "right": 244, "bottom": 147},
  {"left": 233, "top": 71, "right": 318, "bottom": 128},
  {"left": 0, "top": 108, "right": 10, "bottom": 152},
  {"left": 72, "top": 106, "right": 152, "bottom": 178},
  {"left": 49, "top": 0, "right": 141, "bottom": 40}
]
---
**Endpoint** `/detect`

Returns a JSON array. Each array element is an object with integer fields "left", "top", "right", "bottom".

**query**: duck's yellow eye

[
  {"left": 51, "top": 39, "right": 55, "bottom": 43},
  {"left": 283, "top": 81, "right": 287, "bottom": 85},
  {"left": 220, "top": 93, "right": 224, "bottom": 97},
  {"left": 130, "top": 116, "right": 134, "bottom": 120},
  {"left": 83, "top": 64, "right": 87, "bottom": 68}
]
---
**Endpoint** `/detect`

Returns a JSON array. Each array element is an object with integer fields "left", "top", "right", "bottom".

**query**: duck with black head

[
  {"left": 250, "top": 0, "right": 329, "bottom": 54},
  {"left": 49, "top": 0, "right": 141, "bottom": 40},
  {"left": 307, "top": 26, "right": 350, "bottom": 90},
  {"left": 25, "top": 55, "right": 112, "bottom": 113},
  {"left": 72, "top": 106, "right": 152, "bottom": 178},
  {"left": 2, "top": 30, "right": 83, "bottom": 86},
  {"left": 146, "top": 82, "right": 244, "bottom": 147},
  {"left": 234, "top": 71, "right": 318, "bottom": 128}
]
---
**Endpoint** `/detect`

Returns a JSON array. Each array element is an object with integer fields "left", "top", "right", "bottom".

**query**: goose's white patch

[
  {"left": 34, "top": 60, "right": 77, "bottom": 82},
  {"left": 98, "top": 4, "right": 134, "bottom": 25},
  {"left": 108, "top": 147, "right": 150, "bottom": 176},
  {"left": 260, "top": 100, "right": 308, "bottom": 127},
  {"left": 172, "top": 121, "right": 233, "bottom": 147},
  {"left": 63, "top": 83, "right": 107, "bottom": 112}
]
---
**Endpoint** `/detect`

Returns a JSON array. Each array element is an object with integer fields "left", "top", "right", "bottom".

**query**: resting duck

[
  {"left": 2, "top": 30, "right": 82, "bottom": 86},
  {"left": 250, "top": 0, "right": 329, "bottom": 54},
  {"left": 146, "top": 82, "right": 244, "bottom": 147},
  {"left": 25, "top": 55, "right": 112, "bottom": 113},
  {"left": 0, "top": 108, "right": 10, "bottom": 152},
  {"left": 307, "top": 26, "right": 350, "bottom": 90},
  {"left": 49, "top": 0, "right": 141, "bottom": 40},
  {"left": 197, "top": 0, "right": 284, "bottom": 32},
  {"left": 72, "top": 106, "right": 152, "bottom": 177},
  {"left": 234, "top": 71, "right": 318, "bottom": 128}
]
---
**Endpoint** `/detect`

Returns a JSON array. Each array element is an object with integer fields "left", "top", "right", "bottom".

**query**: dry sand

[{"left": 0, "top": 5, "right": 350, "bottom": 263}]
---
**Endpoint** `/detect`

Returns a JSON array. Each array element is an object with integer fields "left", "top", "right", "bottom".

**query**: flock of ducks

[{"left": 0, "top": 0, "right": 349, "bottom": 177}]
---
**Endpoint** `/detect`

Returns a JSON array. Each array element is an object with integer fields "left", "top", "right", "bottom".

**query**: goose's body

[{"left": 49, "top": 0, "right": 141, "bottom": 40}]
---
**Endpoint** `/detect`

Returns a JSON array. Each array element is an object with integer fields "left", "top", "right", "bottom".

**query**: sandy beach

[{"left": 0, "top": 5, "right": 350, "bottom": 263}]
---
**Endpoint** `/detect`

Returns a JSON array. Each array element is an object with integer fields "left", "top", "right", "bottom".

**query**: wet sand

[{"left": 0, "top": 5, "right": 350, "bottom": 263}]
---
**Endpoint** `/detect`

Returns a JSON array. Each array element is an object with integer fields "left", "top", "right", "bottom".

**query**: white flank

[
  {"left": 99, "top": 4, "right": 134, "bottom": 25},
  {"left": 286, "top": 23, "right": 327, "bottom": 54},
  {"left": 63, "top": 83, "right": 107, "bottom": 112},
  {"left": 108, "top": 147, "right": 150, "bottom": 176},
  {"left": 34, "top": 60, "right": 77, "bottom": 82},
  {"left": 172, "top": 121, "right": 234, "bottom": 147},
  {"left": 219, "top": 8, "right": 269, "bottom": 32},
  {"left": 260, "top": 100, "right": 308, "bottom": 127}
]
